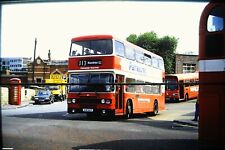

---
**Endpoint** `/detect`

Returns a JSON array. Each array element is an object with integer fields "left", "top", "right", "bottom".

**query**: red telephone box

[{"left": 9, "top": 78, "right": 21, "bottom": 105}]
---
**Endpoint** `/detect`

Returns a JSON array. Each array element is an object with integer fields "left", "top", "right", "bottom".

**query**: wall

[
  {"left": 1, "top": 87, "right": 9, "bottom": 105},
  {"left": 175, "top": 54, "right": 199, "bottom": 74},
  {"left": 21, "top": 87, "right": 36, "bottom": 102}
]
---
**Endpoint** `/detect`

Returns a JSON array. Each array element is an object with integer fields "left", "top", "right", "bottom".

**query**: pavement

[
  {"left": 173, "top": 118, "right": 198, "bottom": 127},
  {"left": 172, "top": 111, "right": 198, "bottom": 127},
  {"left": 1, "top": 100, "right": 34, "bottom": 110}
]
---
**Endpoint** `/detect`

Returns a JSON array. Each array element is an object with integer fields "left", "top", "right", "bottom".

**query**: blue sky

[{"left": 1, "top": 1, "right": 207, "bottom": 60}]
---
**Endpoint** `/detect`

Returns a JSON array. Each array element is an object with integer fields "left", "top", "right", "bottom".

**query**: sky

[{"left": 1, "top": 1, "right": 207, "bottom": 60}]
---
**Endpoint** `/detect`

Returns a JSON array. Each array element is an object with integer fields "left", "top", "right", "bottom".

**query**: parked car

[{"left": 33, "top": 89, "right": 54, "bottom": 104}]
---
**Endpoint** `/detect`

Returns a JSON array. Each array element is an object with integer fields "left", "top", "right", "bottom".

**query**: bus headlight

[
  {"left": 105, "top": 99, "right": 111, "bottom": 104},
  {"left": 67, "top": 99, "right": 71, "bottom": 103},
  {"left": 101, "top": 99, "right": 111, "bottom": 104},
  {"left": 72, "top": 99, "right": 76, "bottom": 103},
  {"left": 68, "top": 99, "right": 76, "bottom": 104},
  {"left": 101, "top": 99, "right": 106, "bottom": 104}
]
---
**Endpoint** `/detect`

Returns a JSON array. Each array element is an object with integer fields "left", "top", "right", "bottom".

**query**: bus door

[
  {"left": 179, "top": 80, "right": 184, "bottom": 99},
  {"left": 115, "top": 74, "right": 124, "bottom": 114}
]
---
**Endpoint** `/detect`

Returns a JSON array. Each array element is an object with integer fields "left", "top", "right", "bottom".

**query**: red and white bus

[
  {"left": 165, "top": 73, "right": 199, "bottom": 102},
  {"left": 67, "top": 35, "right": 165, "bottom": 119},
  {"left": 199, "top": 2, "right": 225, "bottom": 143}
]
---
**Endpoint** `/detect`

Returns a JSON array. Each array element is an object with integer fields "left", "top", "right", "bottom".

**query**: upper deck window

[
  {"left": 207, "top": 6, "right": 224, "bottom": 32},
  {"left": 144, "top": 53, "right": 152, "bottom": 66},
  {"left": 115, "top": 40, "right": 125, "bottom": 57},
  {"left": 206, "top": 6, "right": 224, "bottom": 57},
  {"left": 125, "top": 46, "right": 135, "bottom": 60},
  {"left": 70, "top": 39, "right": 113, "bottom": 56},
  {"left": 135, "top": 50, "right": 145, "bottom": 63},
  {"left": 152, "top": 57, "right": 159, "bottom": 68}
]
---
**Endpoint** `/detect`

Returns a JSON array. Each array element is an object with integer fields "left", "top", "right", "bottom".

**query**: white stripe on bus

[{"left": 199, "top": 59, "right": 225, "bottom": 72}]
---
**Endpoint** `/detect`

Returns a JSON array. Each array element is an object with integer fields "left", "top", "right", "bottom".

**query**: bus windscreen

[
  {"left": 69, "top": 73, "right": 114, "bottom": 92},
  {"left": 166, "top": 78, "right": 178, "bottom": 90}
]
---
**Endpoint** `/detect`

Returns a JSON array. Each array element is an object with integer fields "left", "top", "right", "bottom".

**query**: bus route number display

[{"left": 78, "top": 60, "right": 102, "bottom": 67}]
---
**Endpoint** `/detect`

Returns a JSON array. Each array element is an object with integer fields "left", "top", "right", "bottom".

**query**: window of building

[
  {"left": 182, "top": 63, "right": 196, "bottom": 73},
  {"left": 36, "top": 78, "right": 42, "bottom": 83}
]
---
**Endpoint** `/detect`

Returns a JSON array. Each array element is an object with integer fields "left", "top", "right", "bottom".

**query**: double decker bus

[
  {"left": 67, "top": 35, "right": 165, "bottom": 119},
  {"left": 199, "top": 2, "right": 225, "bottom": 143},
  {"left": 165, "top": 73, "right": 199, "bottom": 102}
]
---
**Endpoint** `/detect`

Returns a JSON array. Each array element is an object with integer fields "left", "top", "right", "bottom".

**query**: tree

[
  {"left": 157, "top": 36, "right": 177, "bottom": 74},
  {"left": 126, "top": 32, "right": 178, "bottom": 73},
  {"left": 136, "top": 32, "right": 158, "bottom": 54},
  {"left": 126, "top": 34, "right": 138, "bottom": 44}
]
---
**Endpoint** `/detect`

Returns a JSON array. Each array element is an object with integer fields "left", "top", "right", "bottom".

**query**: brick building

[
  {"left": 27, "top": 56, "right": 68, "bottom": 83},
  {"left": 175, "top": 54, "right": 198, "bottom": 74}
]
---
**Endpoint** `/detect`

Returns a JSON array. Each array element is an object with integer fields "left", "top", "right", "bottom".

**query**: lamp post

[{"left": 32, "top": 38, "right": 37, "bottom": 83}]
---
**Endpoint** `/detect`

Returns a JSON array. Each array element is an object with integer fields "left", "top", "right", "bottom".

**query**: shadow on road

[
  {"left": 72, "top": 139, "right": 219, "bottom": 150},
  {"left": 181, "top": 112, "right": 194, "bottom": 117},
  {"left": 8, "top": 111, "right": 171, "bottom": 121},
  {"left": 8, "top": 110, "right": 156, "bottom": 121},
  {"left": 8, "top": 111, "right": 86, "bottom": 120}
]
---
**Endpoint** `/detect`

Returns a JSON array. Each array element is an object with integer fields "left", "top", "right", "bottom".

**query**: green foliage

[
  {"left": 126, "top": 32, "right": 178, "bottom": 74},
  {"left": 157, "top": 36, "right": 177, "bottom": 73},
  {"left": 126, "top": 34, "right": 138, "bottom": 44}
]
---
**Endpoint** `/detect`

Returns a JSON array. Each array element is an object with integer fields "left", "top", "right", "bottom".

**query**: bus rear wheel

[
  {"left": 185, "top": 94, "right": 189, "bottom": 101},
  {"left": 151, "top": 100, "right": 158, "bottom": 116},
  {"left": 125, "top": 100, "right": 133, "bottom": 119}
]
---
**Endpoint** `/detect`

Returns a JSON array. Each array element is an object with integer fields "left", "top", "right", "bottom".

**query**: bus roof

[
  {"left": 71, "top": 35, "right": 113, "bottom": 42},
  {"left": 166, "top": 72, "right": 199, "bottom": 80}
]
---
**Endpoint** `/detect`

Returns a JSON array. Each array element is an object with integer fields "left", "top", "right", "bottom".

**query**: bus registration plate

[{"left": 83, "top": 108, "right": 94, "bottom": 112}]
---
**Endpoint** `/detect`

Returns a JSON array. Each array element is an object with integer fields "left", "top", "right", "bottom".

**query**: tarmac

[
  {"left": 1, "top": 100, "right": 199, "bottom": 127},
  {"left": 3, "top": 101, "right": 223, "bottom": 150}
]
